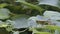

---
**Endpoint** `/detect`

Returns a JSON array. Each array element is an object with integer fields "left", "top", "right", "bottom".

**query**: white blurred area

[
  {"left": 28, "top": 15, "right": 49, "bottom": 28},
  {"left": 13, "top": 31, "right": 19, "bottom": 34},
  {"left": 38, "top": 0, "right": 59, "bottom": 7},
  {"left": 43, "top": 11, "right": 60, "bottom": 26},
  {"left": 43, "top": 11, "right": 60, "bottom": 20},
  {"left": 28, "top": 11, "right": 60, "bottom": 27}
]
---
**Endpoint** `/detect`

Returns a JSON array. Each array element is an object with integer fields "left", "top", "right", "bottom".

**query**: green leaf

[
  {"left": 45, "top": 25, "right": 60, "bottom": 30},
  {"left": 0, "top": 8, "right": 10, "bottom": 19},
  {"left": 34, "top": 32, "right": 50, "bottom": 34},
  {"left": 11, "top": 14, "right": 30, "bottom": 20},
  {"left": 16, "top": 0, "right": 45, "bottom": 15},
  {"left": 0, "top": 22, "right": 8, "bottom": 27},
  {"left": 0, "top": 3, "right": 7, "bottom": 8}
]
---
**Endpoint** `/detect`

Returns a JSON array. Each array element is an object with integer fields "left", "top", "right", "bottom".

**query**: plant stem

[{"left": 18, "top": 1, "right": 45, "bottom": 15}]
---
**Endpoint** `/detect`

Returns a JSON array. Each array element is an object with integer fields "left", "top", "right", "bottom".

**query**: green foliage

[
  {"left": 44, "top": 25, "right": 60, "bottom": 30},
  {"left": 25, "top": 0, "right": 38, "bottom": 4},
  {"left": 39, "top": 5, "right": 60, "bottom": 12},
  {"left": 16, "top": 0, "right": 45, "bottom": 15},
  {"left": 34, "top": 32, "right": 50, "bottom": 34},
  {"left": 0, "top": 0, "right": 60, "bottom": 34},
  {"left": 0, "top": 3, "right": 7, "bottom": 8},
  {"left": 0, "top": 0, "right": 15, "bottom": 4},
  {"left": 11, "top": 14, "right": 30, "bottom": 20},
  {"left": 0, "top": 8, "right": 10, "bottom": 19},
  {"left": 31, "top": 27, "right": 50, "bottom": 34}
]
